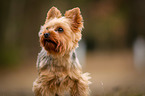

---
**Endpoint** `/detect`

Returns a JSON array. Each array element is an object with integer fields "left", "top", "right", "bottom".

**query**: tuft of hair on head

[
  {"left": 45, "top": 7, "right": 62, "bottom": 23},
  {"left": 65, "top": 7, "right": 84, "bottom": 33}
]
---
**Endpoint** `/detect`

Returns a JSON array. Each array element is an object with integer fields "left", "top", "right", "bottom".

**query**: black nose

[{"left": 44, "top": 33, "right": 50, "bottom": 38}]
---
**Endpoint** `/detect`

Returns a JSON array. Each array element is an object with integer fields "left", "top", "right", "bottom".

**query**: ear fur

[
  {"left": 65, "top": 7, "right": 83, "bottom": 32},
  {"left": 45, "top": 7, "right": 62, "bottom": 22}
]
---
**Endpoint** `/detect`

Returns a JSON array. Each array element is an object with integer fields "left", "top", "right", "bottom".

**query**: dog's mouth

[
  {"left": 41, "top": 37, "right": 62, "bottom": 53},
  {"left": 44, "top": 39, "right": 57, "bottom": 46},
  {"left": 44, "top": 39, "right": 55, "bottom": 44}
]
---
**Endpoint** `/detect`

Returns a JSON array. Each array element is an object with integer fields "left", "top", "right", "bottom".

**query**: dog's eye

[
  {"left": 46, "top": 27, "right": 48, "bottom": 30},
  {"left": 57, "top": 27, "right": 63, "bottom": 32}
]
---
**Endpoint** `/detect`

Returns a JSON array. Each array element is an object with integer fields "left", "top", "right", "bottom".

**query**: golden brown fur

[{"left": 33, "top": 7, "right": 91, "bottom": 96}]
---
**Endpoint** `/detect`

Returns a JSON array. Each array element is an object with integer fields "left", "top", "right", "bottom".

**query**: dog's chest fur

[
  {"left": 37, "top": 48, "right": 82, "bottom": 78},
  {"left": 36, "top": 48, "right": 81, "bottom": 72},
  {"left": 33, "top": 48, "right": 84, "bottom": 95}
]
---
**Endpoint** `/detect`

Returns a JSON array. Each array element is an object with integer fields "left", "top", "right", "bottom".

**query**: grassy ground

[{"left": 0, "top": 50, "right": 145, "bottom": 96}]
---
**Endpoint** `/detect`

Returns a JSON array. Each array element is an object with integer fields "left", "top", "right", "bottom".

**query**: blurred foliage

[
  {"left": 0, "top": 0, "right": 145, "bottom": 67},
  {"left": 0, "top": 47, "right": 20, "bottom": 68}
]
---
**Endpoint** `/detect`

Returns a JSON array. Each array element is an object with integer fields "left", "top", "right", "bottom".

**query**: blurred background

[{"left": 0, "top": 0, "right": 145, "bottom": 96}]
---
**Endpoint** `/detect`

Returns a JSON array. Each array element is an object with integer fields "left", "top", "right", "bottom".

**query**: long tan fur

[{"left": 33, "top": 7, "right": 91, "bottom": 96}]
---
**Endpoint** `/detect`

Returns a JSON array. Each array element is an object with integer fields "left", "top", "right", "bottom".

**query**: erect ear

[
  {"left": 45, "top": 7, "right": 62, "bottom": 22},
  {"left": 65, "top": 7, "right": 83, "bottom": 32}
]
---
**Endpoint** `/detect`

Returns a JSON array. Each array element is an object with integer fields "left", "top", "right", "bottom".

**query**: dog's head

[{"left": 39, "top": 7, "right": 83, "bottom": 56}]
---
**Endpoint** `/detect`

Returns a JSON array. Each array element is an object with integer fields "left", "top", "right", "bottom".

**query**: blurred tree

[{"left": 127, "top": 0, "right": 145, "bottom": 47}]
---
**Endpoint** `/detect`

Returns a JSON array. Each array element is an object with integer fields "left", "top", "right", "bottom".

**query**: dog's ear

[
  {"left": 45, "top": 7, "right": 62, "bottom": 22},
  {"left": 65, "top": 7, "right": 83, "bottom": 32}
]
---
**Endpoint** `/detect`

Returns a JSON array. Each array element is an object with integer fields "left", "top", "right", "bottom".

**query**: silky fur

[{"left": 33, "top": 7, "right": 91, "bottom": 96}]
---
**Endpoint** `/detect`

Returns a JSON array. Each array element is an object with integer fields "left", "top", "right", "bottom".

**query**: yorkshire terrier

[{"left": 33, "top": 7, "right": 91, "bottom": 96}]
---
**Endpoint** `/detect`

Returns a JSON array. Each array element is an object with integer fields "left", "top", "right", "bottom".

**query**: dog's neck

[{"left": 37, "top": 48, "right": 82, "bottom": 74}]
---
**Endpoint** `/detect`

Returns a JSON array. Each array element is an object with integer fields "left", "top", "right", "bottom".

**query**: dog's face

[{"left": 39, "top": 7, "right": 83, "bottom": 56}]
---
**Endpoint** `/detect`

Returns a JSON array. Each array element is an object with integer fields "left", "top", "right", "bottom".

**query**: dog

[{"left": 33, "top": 7, "right": 91, "bottom": 96}]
